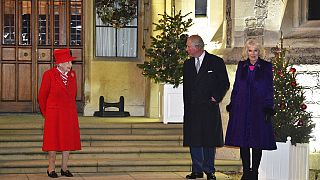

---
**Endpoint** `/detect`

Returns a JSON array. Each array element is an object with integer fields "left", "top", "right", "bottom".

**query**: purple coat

[{"left": 225, "top": 59, "right": 277, "bottom": 150}]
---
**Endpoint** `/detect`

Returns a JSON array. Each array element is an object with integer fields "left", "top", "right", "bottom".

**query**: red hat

[{"left": 53, "top": 48, "right": 76, "bottom": 64}]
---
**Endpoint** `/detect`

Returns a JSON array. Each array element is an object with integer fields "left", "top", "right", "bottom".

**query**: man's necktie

[{"left": 195, "top": 58, "right": 200, "bottom": 73}]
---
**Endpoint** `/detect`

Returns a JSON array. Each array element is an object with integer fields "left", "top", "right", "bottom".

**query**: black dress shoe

[
  {"left": 186, "top": 172, "right": 203, "bottom": 179},
  {"left": 47, "top": 170, "right": 58, "bottom": 178},
  {"left": 251, "top": 170, "right": 258, "bottom": 180},
  {"left": 61, "top": 169, "right": 73, "bottom": 177},
  {"left": 205, "top": 172, "right": 216, "bottom": 180}
]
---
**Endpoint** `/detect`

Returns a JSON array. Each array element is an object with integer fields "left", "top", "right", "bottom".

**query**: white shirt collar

[{"left": 195, "top": 51, "right": 205, "bottom": 66}]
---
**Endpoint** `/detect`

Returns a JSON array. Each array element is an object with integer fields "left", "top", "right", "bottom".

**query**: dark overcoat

[
  {"left": 183, "top": 51, "right": 230, "bottom": 147},
  {"left": 225, "top": 59, "right": 277, "bottom": 150}
]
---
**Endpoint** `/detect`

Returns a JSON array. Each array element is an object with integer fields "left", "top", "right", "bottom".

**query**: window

[
  {"left": 195, "top": 0, "right": 207, "bottom": 17},
  {"left": 38, "top": 0, "right": 50, "bottom": 45},
  {"left": 308, "top": 0, "right": 320, "bottom": 20},
  {"left": 70, "top": 0, "right": 82, "bottom": 45},
  {"left": 21, "top": 14, "right": 30, "bottom": 45},
  {"left": 38, "top": 15, "right": 49, "bottom": 45},
  {"left": 20, "top": 1, "right": 31, "bottom": 45},
  {"left": 95, "top": 1, "right": 138, "bottom": 58},
  {"left": 3, "top": 14, "right": 15, "bottom": 44},
  {"left": 2, "top": 0, "right": 16, "bottom": 45},
  {"left": 292, "top": 0, "right": 320, "bottom": 28}
]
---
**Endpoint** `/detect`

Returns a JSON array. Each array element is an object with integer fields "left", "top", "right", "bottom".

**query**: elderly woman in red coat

[
  {"left": 225, "top": 39, "right": 277, "bottom": 180},
  {"left": 38, "top": 48, "right": 81, "bottom": 178}
]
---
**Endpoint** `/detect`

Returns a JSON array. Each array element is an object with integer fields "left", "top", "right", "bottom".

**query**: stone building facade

[{"left": 81, "top": 0, "right": 320, "bottom": 152}]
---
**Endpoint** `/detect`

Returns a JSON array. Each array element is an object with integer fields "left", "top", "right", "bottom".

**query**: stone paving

[{"left": 0, "top": 172, "right": 231, "bottom": 180}]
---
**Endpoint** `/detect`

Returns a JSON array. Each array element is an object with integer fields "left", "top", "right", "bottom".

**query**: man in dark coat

[{"left": 183, "top": 35, "right": 230, "bottom": 180}]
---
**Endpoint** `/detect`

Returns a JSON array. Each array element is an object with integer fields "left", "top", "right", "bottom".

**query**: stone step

[
  {"left": 0, "top": 146, "right": 190, "bottom": 160},
  {"left": 0, "top": 123, "right": 183, "bottom": 135},
  {"left": 0, "top": 134, "right": 183, "bottom": 141},
  {"left": 0, "top": 158, "right": 241, "bottom": 174},
  {"left": 0, "top": 140, "right": 182, "bottom": 148},
  {"left": 0, "top": 134, "right": 183, "bottom": 148},
  {"left": 0, "top": 122, "right": 183, "bottom": 129},
  {"left": 0, "top": 116, "right": 242, "bottom": 174}
]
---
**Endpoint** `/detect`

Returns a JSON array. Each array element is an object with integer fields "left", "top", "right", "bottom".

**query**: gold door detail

[{"left": 0, "top": 0, "right": 84, "bottom": 112}]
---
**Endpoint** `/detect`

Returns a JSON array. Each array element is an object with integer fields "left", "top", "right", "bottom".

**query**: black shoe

[
  {"left": 205, "top": 172, "right": 216, "bottom": 180},
  {"left": 251, "top": 170, "right": 258, "bottom": 180},
  {"left": 186, "top": 172, "right": 203, "bottom": 179},
  {"left": 241, "top": 171, "right": 251, "bottom": 180},
  {"left": 47, "top": 170, "right": 58, "bottom": 178},
  {"left": 61, "top": 169, "right": 73, "bottom": 177},
  {"left": 241, "top": 173, "right": 249, "bottom": 180}
]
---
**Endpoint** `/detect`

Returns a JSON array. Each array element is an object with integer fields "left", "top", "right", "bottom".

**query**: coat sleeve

[
  {"left": 230, "top": 61, "right": 242, "bottom": 105},
  {"left": 212, "top": 58, "right": 230, "bottom": 103},
  {"left": 73, "top": 71, "right": 78, "bottom": 98},
  {"left": 264, "top": 62, "right": 274, "bottom": 109},
  {"left": 183, "top": 60, "right": 189, "bottom": 107},
  {"left": 38, "top": 71, "right": 51, "bottom": 118}
]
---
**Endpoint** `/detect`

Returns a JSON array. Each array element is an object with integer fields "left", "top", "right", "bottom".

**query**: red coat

[{"left": 38, "top": 68, "right": 81, "bottom": 151}]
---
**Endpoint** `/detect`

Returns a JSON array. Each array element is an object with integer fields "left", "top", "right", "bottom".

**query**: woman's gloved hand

[{"left": 264, "top": 108, "right": 276, "bottom": 122}]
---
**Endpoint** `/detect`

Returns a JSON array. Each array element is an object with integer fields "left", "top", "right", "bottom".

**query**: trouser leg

[
  {"left": 240, "top": 147, "right": 251, "bottom": 180},
  {"left": 190, "top": 147, "right": 204, "bottom": 173},
  {"left": 251, "top": 148, "right": 262, "bottom": 180},
  {"left": 203, "top": 147, "right": 216, "bottom": 173}
]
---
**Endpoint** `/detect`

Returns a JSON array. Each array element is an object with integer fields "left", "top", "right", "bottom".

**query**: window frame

[
  {"left": 195, "top": 0, "right": 207, "bottom": 17},
  {"left": 94, "top": 0, "right": 139, "bottom": 60},
  {"left": 294, "top": 0, "right": 320, "bottom": 28}
]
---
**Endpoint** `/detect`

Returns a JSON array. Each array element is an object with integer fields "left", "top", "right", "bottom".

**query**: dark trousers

[
  {"left": 190, "top": 147, "right": 216, "bottom": 173},
  {"left": 240, "top": 147, "right": 262, "bottom": 179}
]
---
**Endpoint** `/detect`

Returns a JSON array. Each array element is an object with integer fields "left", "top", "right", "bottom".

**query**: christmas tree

[
  {"left": 272, "top": 37, "right": 315, "bottom": 145},
  {"left": 137, "top": 11, "right": 193, "bottom": 87}
]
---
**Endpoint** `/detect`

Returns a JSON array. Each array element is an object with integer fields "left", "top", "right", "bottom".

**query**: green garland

[{"left": 96, "top": 0, "right": 137, "bottom": 28}]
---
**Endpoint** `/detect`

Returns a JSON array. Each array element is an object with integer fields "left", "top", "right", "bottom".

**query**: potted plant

[
  {"left": 137, "top": 11, "right": 193, "bottom": 123},
  {"left": 258, "top": 37, "right": 315, "bottom": 180}
]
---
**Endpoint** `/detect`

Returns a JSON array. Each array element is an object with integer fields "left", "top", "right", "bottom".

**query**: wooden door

[{"left": 0, "top": 0, "right": 84, "bottom": 112}]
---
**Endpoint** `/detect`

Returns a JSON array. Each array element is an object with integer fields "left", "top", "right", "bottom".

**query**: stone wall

[{"left": 294, "top": 64, "right": 320, "bottom": 152}]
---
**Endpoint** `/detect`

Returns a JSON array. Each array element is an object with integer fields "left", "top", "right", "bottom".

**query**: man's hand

[{"left": 226, "top": 104, "right": 231, "bottom": 112}]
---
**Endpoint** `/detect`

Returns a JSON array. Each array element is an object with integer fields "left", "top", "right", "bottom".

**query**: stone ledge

[{"left": 215, "top": 47, "right": 320, "bottom": 65}]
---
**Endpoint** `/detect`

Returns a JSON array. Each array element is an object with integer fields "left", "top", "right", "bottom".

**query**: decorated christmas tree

[
  {"left": 272, "top": 37, "right": 315, "bottom": 145},
  {"left": 137, "top": 11, "right": 193, "bottom": 87}
]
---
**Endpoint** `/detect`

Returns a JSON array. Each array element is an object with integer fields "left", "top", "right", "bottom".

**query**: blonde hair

[{"left": 241, "top": 39, "right": 266, "bottom": 60}]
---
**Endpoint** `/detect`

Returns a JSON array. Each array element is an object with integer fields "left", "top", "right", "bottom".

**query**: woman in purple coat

[{"left": 225, "top": 39, "right": 277, "bottom": 180}]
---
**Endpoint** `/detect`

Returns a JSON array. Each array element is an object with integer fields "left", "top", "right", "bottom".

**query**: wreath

[{"left": 96, "top": 0, "right": 137, "bottom": 28}]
